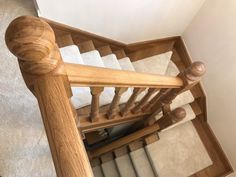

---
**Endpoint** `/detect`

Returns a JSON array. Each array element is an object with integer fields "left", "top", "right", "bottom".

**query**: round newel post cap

[
  {"left": 5, "top": 16, "right": 61, "bottom": 74},
  {"left": 172, "top": 107, "right": 186, "bottom": 123},
  {"left": 5, "top": 16, "right": 56, "bottom": 61},
  {"left": 185, "top": 61, "right": 206, "bottom": 81}
]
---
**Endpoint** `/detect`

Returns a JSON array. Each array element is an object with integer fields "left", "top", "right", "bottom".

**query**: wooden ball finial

[
  {"left": 172, "top": 107, "right": 186, "bottom": 123},
  {"left": 5, "top": 16, "right": 59, "bottom": 74},
  {"left": 185, "top": 61, "right": 206, "bottom": 81}
]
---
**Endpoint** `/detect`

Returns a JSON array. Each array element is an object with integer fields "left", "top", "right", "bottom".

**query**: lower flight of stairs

[
  {"left": 91, "top": 122, "right": 212, "bottom": 177},
  {"left": 59, "top": 39, "right": 213, "bottom": 177}
]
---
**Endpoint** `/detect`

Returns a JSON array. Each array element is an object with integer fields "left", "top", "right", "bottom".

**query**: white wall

[
  {"left": 35, "top": 0, "right": 205, "bottom": 43},
  {"left": 183, "top": 0, "right": 236, "bottom": 176}
]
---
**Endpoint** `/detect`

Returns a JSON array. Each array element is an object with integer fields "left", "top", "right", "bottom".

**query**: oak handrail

[
  {"left": 5, "top": 16, "right": 93, "bottom": 177},
  {"left": 64, "top": 63, "right": 184, "bottom": 88}
]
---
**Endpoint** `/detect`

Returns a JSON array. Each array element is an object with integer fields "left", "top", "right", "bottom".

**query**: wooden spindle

[
  {"left": 5, "top": 16, "right": 93, "bottom": 177},
  {"left": 107, "top": 87, "right": 128, "bottom": 119},
  {"left": 162, "top": 104, "right": 171, "bottom": 115},
  {"left": 142, "top": 88, "right": 172, "bottom": 112},
  {"left": 132, "top": 88, "right": 159, "bottom": 113},
  {"left": 121, "top": 88, "right": 145, "bottom": 116},
  {"left": 146, "top": 61, "right": 206, "bottom": 125},
  {"left": 157, "top": 107, "right": 186, "bottom": 129},
  {"left": 90, "top": 87, "right": 104, "bottom": 122}
]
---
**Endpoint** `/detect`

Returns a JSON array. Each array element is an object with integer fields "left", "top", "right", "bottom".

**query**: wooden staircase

[{"left": 5, "top": 16, "right": 233, "bottom": 177}]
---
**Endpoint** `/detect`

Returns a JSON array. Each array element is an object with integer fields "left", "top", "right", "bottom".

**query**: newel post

[
  {"left": 5, "top": 16, "right": 93, "bottom": 177},
  {"left": 157, "top": 107, "right": 186, "bottom": 129},
  {"left": 146, "top": 61, "right": 206, "bottom": 125}
]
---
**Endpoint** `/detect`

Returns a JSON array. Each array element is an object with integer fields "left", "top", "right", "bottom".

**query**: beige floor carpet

[{"left": 0, "top": 0, "right": 56, "bottom": 176}]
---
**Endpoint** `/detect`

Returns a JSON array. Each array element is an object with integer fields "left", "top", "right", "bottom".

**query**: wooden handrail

[
  {"left": 64, "top": 63, "right": 184, "bottom": 88},
  {"left": 5, "top": 16, "right": 93, "bottom": 177}
]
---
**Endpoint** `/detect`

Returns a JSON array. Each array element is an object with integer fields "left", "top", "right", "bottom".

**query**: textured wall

[
  {"left": 0, "top": 0, "right": 56, "bottom": 176},
  {"left": 183, "top": 0, "right": 236, "bottom": 176}
]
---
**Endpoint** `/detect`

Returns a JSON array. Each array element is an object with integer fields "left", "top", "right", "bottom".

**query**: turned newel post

[
  {"left": 146, "top": 61, "right": 206, "bottom": 125},
  {"left": 157, "top": 107, "right": 186, "bottom": 129},
  {"left": 179, "top": 61, "right": 206, "bottom": 91},
  {"left": 5, "top": 16, "right": 93, "bottom": 177}
]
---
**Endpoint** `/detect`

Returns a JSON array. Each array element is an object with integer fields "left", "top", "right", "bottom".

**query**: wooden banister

[
  {"left": 146, "top": 61, "right": 206, "bottom": 125},
  {"left": 157, "top": 107, "right": 186, "bottom": 129},
  {"left": 89, "top": 123, "right": 160, "bottom": 159},
  {"left": 5, "top": 16, "right": 93, "bottom": 177},
  {"left": 121, "top": 88, "right": 145, "bottom": 116},
  {"left": 64, "top": 63, "right": 184, "bottom": 88},
  {"left": 89, "top": 107, "right": 186, "bottom": 159},
  {"left": 142, "top": 88, "right": 172, "bottom": 111},
  {"left": 132, "top": 88, "right": 159, "bottom": 113}
]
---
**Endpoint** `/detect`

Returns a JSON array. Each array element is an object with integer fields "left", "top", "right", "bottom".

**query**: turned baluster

[
  {"left": 90, "top": 87, "right": 104, "bottom": 122},
  {"left": 157, "top": 107, "right": 186, "bottom": 129},
  {"left": 142, "top": 88, "right": 172, "bottom": 112},
  {"left": 107, "top": 87, "right": 128, "bottom": 119},
  {"left": 5, "top": 16, "right": 93, "bottom": 177},
  {"left": 146, "top": 61, "right": 206, "bottom": 125},
  {"left": 162, "top": 104, "right": 171, "bottom": 115},
  {"left": 131, "top": 88, "right": 159, "bottom": 113},
  {"left": 121, "top": 88, "right": 145, "bottom": 116}
]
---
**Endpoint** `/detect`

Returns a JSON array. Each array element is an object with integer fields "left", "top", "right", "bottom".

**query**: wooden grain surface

[
  {"left": 89, "top": 123, "right": 160, "bottom": 159},
  {"left": 5, "top": 16, "right": 93, "bottom": 177},
  {"left": 64, "top": 63, "right": 184, "bottom": 88}
]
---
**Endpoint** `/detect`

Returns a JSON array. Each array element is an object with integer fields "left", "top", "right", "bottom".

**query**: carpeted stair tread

[
  {"left": 132, "top": 51, "right": 172, "bottom": 75},
  {"left": 118, "top": 57, "right": 135, "bottom": 71},
  {"left": 92, "top": 166, "right": 104, "bottom": 177},
  {"left": 101, "top": 160, "right": 120, "bottom": 177},
  {"left": 59, "top": 45, "right": 84, "bottom": 64},
  {"left": 130, "top": 148, "right": 156, "bottom": 177},
  {"left": 145, "top": 121, "right": 212, "bottom": 177},
  {"left": 102, "top": 54, "right": 122, "bottom": 70},
  {"left": 115, "top": 154, "right": 137, "bottom": 177},
  {"left": 132, "top": 51, "right": 173, "bottom": 101}
]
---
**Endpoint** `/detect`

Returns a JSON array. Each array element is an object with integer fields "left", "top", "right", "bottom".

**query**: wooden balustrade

[
  {"left": 5, "top": 16, "right": 93, "bottom": 177},
  {"left": 5, "top": 16, "right": 206, "bottom": 176},
  {"left": 142, "top": 88, "right": 172, "bottom": 112},
  {"left": 89, "top": 123, "right": 160, "bottom": 159},
  {"left": 132, "top": 88, "right": 159, "bottom": 113},
  {"left": 146, "top": 61, "right": 206, "bottom": 125},
  {"left": 157, "top": 107, "right": 186, "bottom": 129},
  {"left": 89, "top": 107, "right": 186, "bottom": 159},
  {"left": 90, "top": 87, "right": 104, "bottom": 122},
  {"left": 107, "top": 87, "right": 128, "bottom": 119},
  {"left": 121, "top": 88, "right": 145, "bottom": 116}
]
